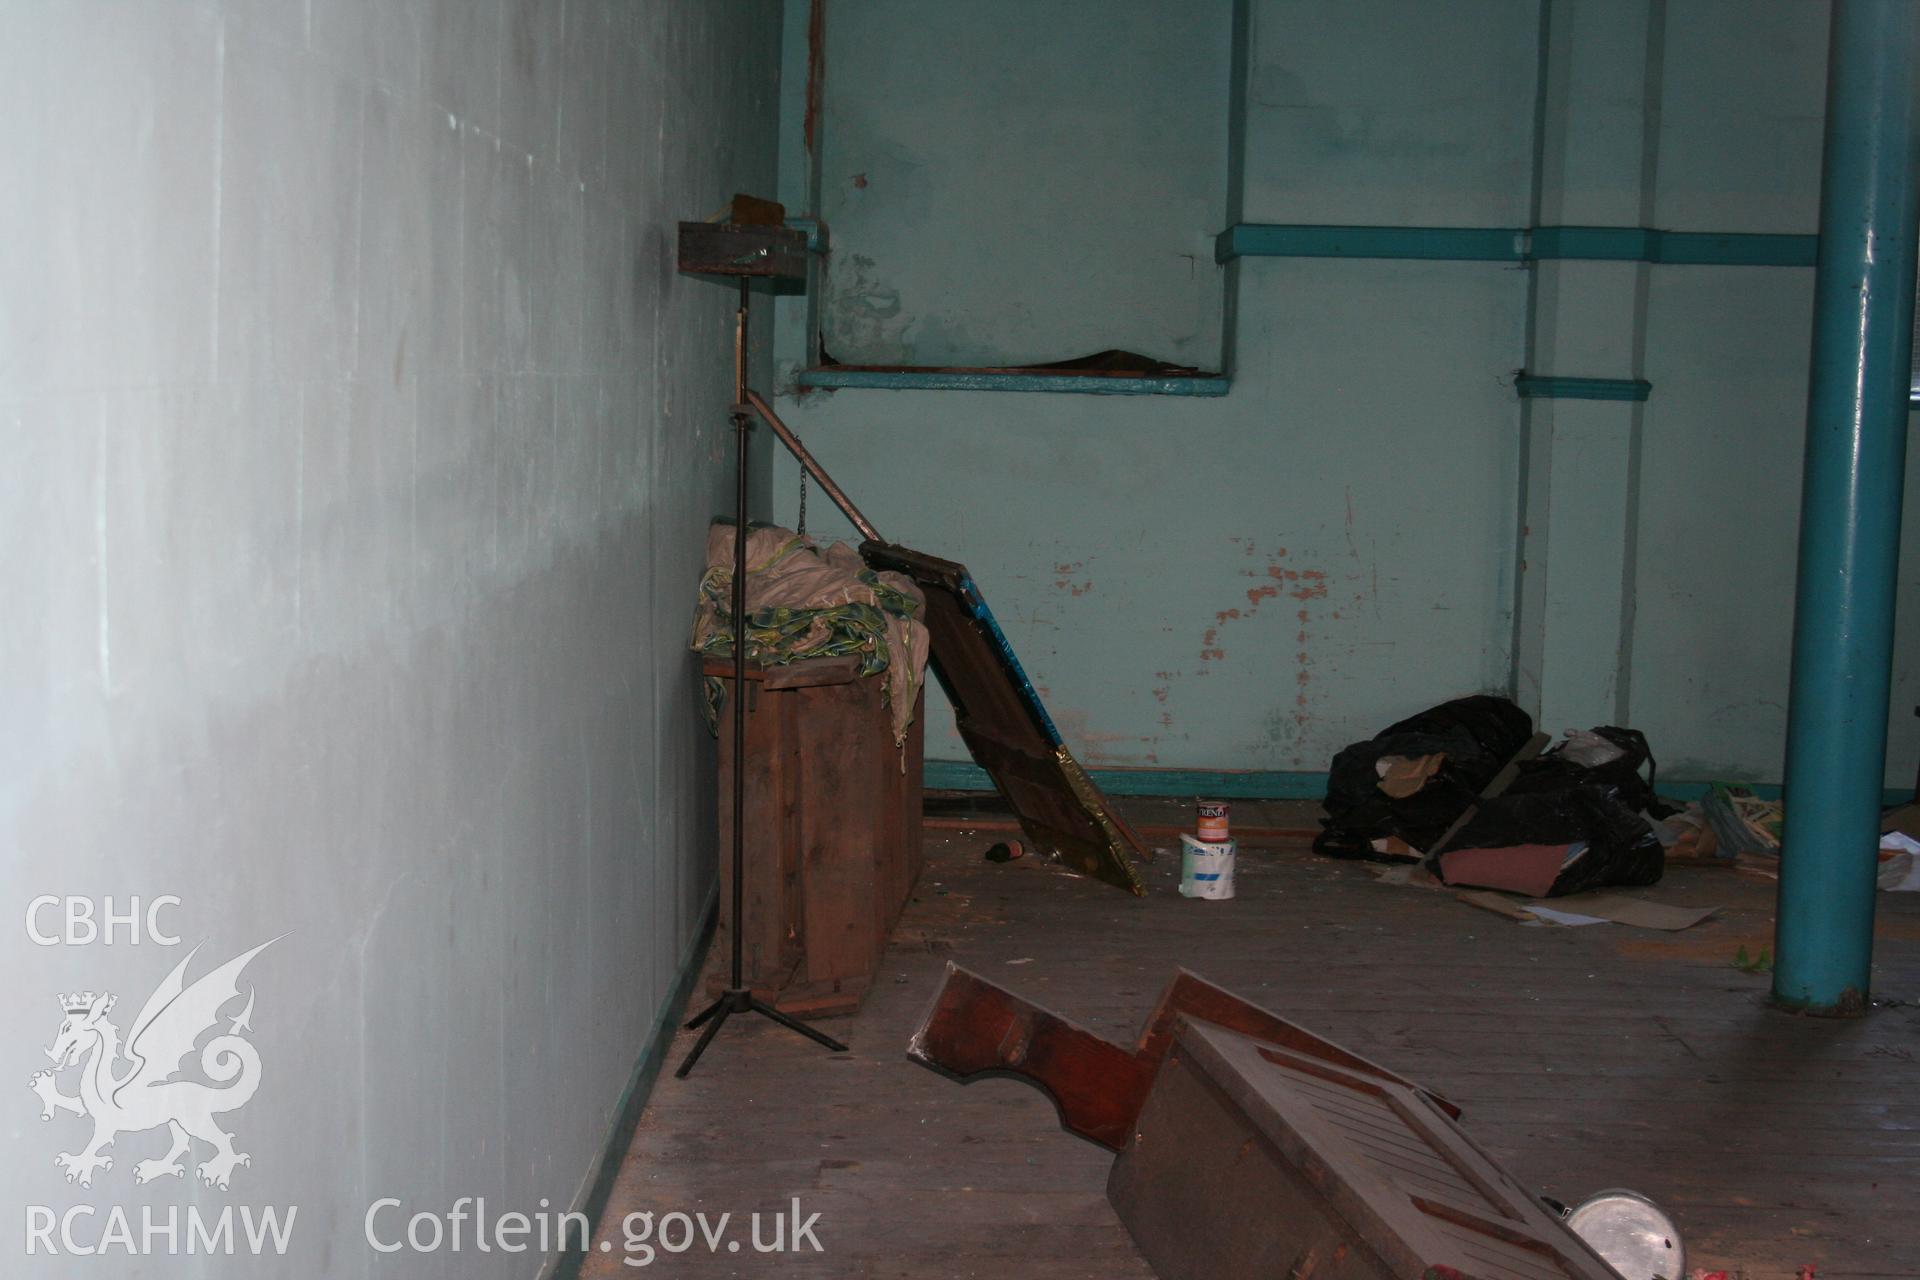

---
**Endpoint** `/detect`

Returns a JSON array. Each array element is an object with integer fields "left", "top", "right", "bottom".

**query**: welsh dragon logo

[{"left": 27, "top": 938, "right": 277, "bottom": 1191}]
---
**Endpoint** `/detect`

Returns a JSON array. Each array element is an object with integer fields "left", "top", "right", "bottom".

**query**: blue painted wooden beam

[
  {"left": 795, "top": 369, "right": 1232, "bottom": 396},
  {"left": 1515, "top": 375, "right": 1652, "bottom": 401}
]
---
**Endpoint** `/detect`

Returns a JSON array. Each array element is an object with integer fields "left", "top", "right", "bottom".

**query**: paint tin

[
  {"left": 1179, "top": 833, "right": 1236, "bottom": 900},
  {"left": 1196, "top": 800, "right": 1231, "bottom": 842}
]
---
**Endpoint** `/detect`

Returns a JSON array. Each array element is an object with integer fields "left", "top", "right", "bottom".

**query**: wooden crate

[{"left": 705, "top": 654, "right": 925, "bottom": 1017}]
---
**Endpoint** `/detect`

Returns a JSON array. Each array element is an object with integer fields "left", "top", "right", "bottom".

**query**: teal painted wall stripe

[
  {"left": 1215, "top": 224, "right": 1526, "bottom": 263},
  {"left": 1516, "top": 375, "right": 1652, "bottom": 401},
  {"left": 924, "top": 758, "right": 1913, "bottom": 808},
  {"left": 924, "top": 758, "right": 1326, "bottom": 799},
  {"left": 796, "top": 369, "right": 1233, "bottom": 396},
  {"left": 1217, "top": 222, "right": 1818, "bottom": 267},
  {"left": 1527, "top": 225, "right": 1658, "bottom": 260}
]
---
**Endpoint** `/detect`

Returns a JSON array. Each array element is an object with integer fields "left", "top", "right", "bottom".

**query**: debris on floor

[
  {"left": 1315, "top": 694, "right": 1537, "bottom": 859},
  {"left": 910, "top": 964, "right": 1648, "bottom": 1280},
  {"left": 1453, "top": 888, "right": 1719, "bottom": 931},
  {"left": 1881, "top": 831, "right": 1920, "bottom": 891},
  {"left": 1317, "top": 696, "right": 1679, "bottom": 898},
  {"left": 907, "top": 963, "right": 1453, "bottom": 1152},
  {"left": 1701, "top": 784, "right": 1782, "bottom": 861},
  {"left": 1436, "top": 840, "right": 1589, "bottom": 897},
  {"left": 1368, "top": 862, "right": 1720, "bottom": 929}
]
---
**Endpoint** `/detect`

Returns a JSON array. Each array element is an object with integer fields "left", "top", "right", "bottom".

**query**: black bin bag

[
  {"left": 1314, "top": 695, "right": 1535, "bottom": 861},
  {"left": 1436, "top": 783, "right": 1666, "bottom": 896}
]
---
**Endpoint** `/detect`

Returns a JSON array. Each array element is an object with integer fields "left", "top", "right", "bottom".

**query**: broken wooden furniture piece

[
  {"left": 907, "top": 965, "right": 1456, "bottom": 1151},
  {"left": 739, "top": 388, "right": 1150, "bottom": 895},
  {"left": 1111, "top": 1018, "right": 1624, "bottom": 1280},
  {"left": 911, "top": 966, "right": 1623, "bottom": 1280},
  {"left": 706, "top": 654, "right": 924, "bottom": 1018}
]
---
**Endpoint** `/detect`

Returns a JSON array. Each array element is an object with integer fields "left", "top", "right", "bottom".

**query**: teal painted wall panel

[
  {"left": 774, "top": 0, "right": 1919, "bottom": 792},
  {"left": 816, "top": 0, "right": 1230, "bottom": 369},
  {"left": 1652, "top": 0, "right": 1829, "bottom": 235},
  {"left": 774, "top": 257, "right": 1525, "bottom": 770},
  {"left": 1629, "top": 268, "right": 1814, "bottom": 780},
  {"left": 1239, "top": 0, "right": 1540, "bottom": 226},
  {"left": 1632, "top": 267, "right": 1920, "bottom": 788}
]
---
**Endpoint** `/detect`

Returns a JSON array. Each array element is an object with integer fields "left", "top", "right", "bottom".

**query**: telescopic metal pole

[
  {"left": 677, "top": 277, "right": 847, "bottom": 1078},
  {"left": 730, "top": 277, "right": 748, "bottom": 992}
]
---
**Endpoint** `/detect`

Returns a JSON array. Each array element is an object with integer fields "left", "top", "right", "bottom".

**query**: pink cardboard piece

[{"left": 1435, "top": 843, "right": 1574, "bottom": 898}]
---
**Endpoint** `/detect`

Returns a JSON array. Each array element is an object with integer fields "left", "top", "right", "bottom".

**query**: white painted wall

[{"left": 0, "top": 2, "right": 779, "bottom": 1275}]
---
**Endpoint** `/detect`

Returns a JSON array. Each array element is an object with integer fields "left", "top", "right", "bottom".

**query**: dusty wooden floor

[{"left": 587, "top": 803, "right": 1920, "bottom": 1279}]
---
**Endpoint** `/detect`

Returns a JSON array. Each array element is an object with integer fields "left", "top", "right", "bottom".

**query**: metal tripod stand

[{"left": 675, "top": 277, "right": 848, "bottom": 1078}]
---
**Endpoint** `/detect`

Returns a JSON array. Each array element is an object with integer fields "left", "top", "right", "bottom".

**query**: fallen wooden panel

[
  {"left": 862, "top": 541, "right": 1148, "bottom": 895},
  {"left": 1109, "top": 1018, "right": 1621, "bottom": 1280},
  {"left": 906, "top": 965, "right": 1456, "bottom": 1152}
]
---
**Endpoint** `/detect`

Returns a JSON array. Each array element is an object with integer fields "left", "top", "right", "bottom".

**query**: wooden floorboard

[{"left": 585, "top": 810, "right": 1920, "bottom": 1279}]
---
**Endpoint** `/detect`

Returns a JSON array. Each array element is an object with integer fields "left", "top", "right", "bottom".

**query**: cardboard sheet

[{"left": 1452, "top": 888, "right": 1717, "bottom": 931}]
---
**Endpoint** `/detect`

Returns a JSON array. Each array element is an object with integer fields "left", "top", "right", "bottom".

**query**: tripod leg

[
  {"left": 674, "top": 1004, "right": 732, "bottom": 1078},
  {"left": 684, "top": 997, "right": 724, "bottom": 1032},
  {"left": 749, "top": 997, "right": 850, "bottom": 1053}
]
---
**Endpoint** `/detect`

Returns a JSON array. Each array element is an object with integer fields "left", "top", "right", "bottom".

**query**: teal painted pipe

[{"left": 1775, "top": 0, "right": 1920, "bottom": 1015}]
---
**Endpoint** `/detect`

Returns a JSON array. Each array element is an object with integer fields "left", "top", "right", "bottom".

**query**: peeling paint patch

[
  {"left": 1052, "top": 560, "right": 1093, "bottom": 597},
  {"left": 1049, "top": 705, "right": 1151, "bottom": 765}
]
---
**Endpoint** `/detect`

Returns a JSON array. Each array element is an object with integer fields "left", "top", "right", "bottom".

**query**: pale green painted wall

[
  {"left": 812, "top": 0, "right": 1230, "bottom": 370},
  {"left": 772, "top": 0, "right": 1920, "bottom": 790}
]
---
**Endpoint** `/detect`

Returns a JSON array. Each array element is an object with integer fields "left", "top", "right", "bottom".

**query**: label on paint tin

[
  {"left": 1196, "top": 800, "right": 1231, "bottom": 842},
  {"left": 1179, "top": 833, "right": 1236, "bottom": 901}
]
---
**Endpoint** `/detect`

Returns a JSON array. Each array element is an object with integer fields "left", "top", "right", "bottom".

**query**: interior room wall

[
  {"left": 773, "top": 0, "right": 1920, "bottom": 792},
  {"left": 0, "top": 3, "right": 778, "bottom": 1274}
]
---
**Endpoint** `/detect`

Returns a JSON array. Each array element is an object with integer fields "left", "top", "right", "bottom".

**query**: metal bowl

[{"left": 1566, "top": 1189, "right": 1685, "bottom": 1280}]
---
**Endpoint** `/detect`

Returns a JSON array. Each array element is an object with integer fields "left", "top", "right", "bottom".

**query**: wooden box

[
  {"left": 1108, "top": 1018, "right": 1619, "bottom": 1280},
  {"left": 705, "top": 654, "right": 925, "bottom": 1017}
]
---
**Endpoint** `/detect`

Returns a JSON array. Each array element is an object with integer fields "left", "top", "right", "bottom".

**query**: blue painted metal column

[{"left": 1776, "top": 0, "right": 1920, "bottom": 1014}]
